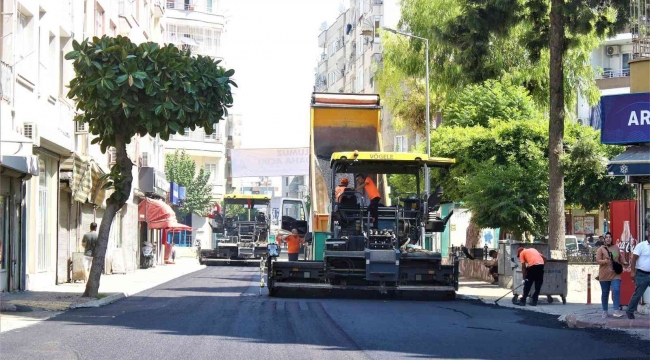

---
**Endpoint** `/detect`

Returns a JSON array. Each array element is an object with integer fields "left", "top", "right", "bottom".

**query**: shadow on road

[{"left": 1, "top": 266, "right": 649, "bottom": 360}]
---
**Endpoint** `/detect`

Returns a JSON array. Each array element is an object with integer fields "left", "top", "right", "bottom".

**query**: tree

[
  {"left": 66, "top": 36, "right": 235, "bottom": 297},
  {"left": 376, "top": 0, "right": 604, "bottom": 135},
  {"left": 225, "top": 204, "right": 247, "bottom": 219},
  {"left": 441, "top": 0, "right": 629, "bottom": 253},
  {"left": 388, "top": 80, "right": 633, "bottom": 237},
  {"left": 165, "top": 150, "right": 213, "bottom": 216}
]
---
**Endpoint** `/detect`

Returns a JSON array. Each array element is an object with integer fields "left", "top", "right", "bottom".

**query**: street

[{"left": 1, "top": 266, "right": 649, "bottom": 360}]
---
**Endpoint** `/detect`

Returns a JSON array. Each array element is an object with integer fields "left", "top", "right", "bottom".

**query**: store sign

[
  {"left": 170, "top": 182, "right": 179, "bottom": 205},
  {"left": 601, "top": 92, "right": 650, "bottom": 144},
  {"left": 231, "top": 148, "right": 309, "bottom": 177}
]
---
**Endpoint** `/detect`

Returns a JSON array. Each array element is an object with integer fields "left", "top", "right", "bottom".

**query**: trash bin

[{"left": 512, "top": 257, "right": 568, "bottom": 305}]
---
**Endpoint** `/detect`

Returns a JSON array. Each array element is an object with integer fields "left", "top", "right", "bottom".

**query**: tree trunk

[
  {"left": 548, "top": 0, "right": 566, "bottom": 255},
  {"left": 465, "top": 217, "right": 480, "bottom": 248},
  {"left": 83, "top": 135, "right": 133, "bottom": 297}
]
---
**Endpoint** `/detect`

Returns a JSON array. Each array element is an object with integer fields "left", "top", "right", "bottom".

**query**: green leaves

[{"left": 165, "top": 150, "right": 213, "bottom": 215}]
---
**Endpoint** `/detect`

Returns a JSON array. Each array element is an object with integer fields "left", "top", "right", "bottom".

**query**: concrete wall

[{"left": 459, "top": 259, "right": 494, "bottom": 283}]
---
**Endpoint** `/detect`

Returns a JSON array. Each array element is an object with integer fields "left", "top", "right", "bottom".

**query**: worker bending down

[{"left": 517, "top": 247, "right": 547, "bottom": 306}]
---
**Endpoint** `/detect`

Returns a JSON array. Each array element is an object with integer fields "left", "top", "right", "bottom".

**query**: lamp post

[{"left": 382, "top": 27, "right": 430, "bottom": 196}]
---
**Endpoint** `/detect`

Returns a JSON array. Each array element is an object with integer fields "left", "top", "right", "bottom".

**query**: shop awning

[
  {"left": 138, "top": 197, "right": 193, "bottom": 230},
  {"left": 0, "top": 155, "right": 39, "bottom": 178},
  {"left": 607, "top": 146, "right": 650, "bottom": 176}
]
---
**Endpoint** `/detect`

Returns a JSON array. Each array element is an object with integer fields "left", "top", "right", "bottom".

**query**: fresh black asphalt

[{"left": 1, "top": 266, "right": 648, "bottom": 360}]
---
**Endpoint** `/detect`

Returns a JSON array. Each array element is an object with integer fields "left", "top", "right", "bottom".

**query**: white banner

[{"left": 231, "top": 148, "right": 309, "bottom": 178}]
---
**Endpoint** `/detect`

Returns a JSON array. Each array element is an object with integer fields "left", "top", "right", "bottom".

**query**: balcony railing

[
  {"left": 171, "top": 130, "right": 223, "bottom": 143},
  {"left": 1, "top": 61, "right": 13, "bottom": 102},
  {"left": 167, "top": 0, "right": 218, "bottom": 13},
  {"left": 118, "top": 0, "right": 136, "bottom": 18},
  {"left": 596, "top": 68, "right": 630, "bottom": 79}
]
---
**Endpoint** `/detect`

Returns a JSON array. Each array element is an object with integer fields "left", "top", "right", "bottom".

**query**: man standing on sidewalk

[
  {"left": 81, "top": 222, "right": 98, "bottom": 281},
  {"left": 626, "top": 238, "right": 650, "bottom": 319},
  {"left": 516, "top": 247, "right": 547, "bottom": 306}
]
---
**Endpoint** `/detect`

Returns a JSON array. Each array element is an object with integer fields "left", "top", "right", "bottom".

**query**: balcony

[
  {"left": 1, "top": 62, "right": 13, "bottom": 102},
  {"left": 165, "top": 129, "right": 225, "bottom": 156},
  {"left": 595, "top": 68, "right": 630, "bottom": 90},
  {"left": 167, "top": 0, "right": 219, "bottom": 14}
]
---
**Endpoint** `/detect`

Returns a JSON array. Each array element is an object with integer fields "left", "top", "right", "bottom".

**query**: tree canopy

[
  {"left": 66, "top": 35, "right": 235, "bottom": 297},
  {"left": 165, "top": 150, "right": 213, "bottom": 216}
]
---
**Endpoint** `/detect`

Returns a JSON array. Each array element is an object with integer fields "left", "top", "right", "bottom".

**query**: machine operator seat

[
  {"left": 338, "top": 189, "right": 360, "bottom": 209},
  {"left": 256, "top": 212, "right": 267, "bottom": 223}
]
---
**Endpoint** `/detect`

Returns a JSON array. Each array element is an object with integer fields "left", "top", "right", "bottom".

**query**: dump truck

[
  {"left": 201, "top": 194, "right": 271, "bottom": 265},
  {"left": 265, "top": 93, "right": 458, "bottom": 297}
]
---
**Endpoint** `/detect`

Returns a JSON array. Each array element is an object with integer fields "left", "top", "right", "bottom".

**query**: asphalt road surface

[{"left": 1, "top": 266, "right": 649, "bottom": 360}]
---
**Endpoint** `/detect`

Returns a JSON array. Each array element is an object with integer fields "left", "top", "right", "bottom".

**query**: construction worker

[
  {"left": 335, "top": 178, "right": 349, "bottom": 202},
  {"left": 285, "top": 229, "right": 303, "bottom": 262},
  {"left": 516, "top": 247, "right": 547, "bottom": 306},
  {"left": 355, "top": 174, "right": 380, "bottom": 229}
]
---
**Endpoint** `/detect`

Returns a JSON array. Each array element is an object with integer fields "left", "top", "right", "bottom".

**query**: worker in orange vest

[
  {"left": 285, "top": 229, "right": 304, "bottom": 262},
  {"left": 335, "top": 178, "right": 349, "bottom": 202},
  {"left": 355, "top": 174, "right": 381, "bottom": 229}
]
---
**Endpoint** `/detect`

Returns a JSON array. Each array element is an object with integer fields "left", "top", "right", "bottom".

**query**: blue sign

[
  {"left": 178, "top": 186, "right": 186, "bottom": 201},
  {"left": 600, "top": 92, "right": 650, "bottom": 144},
  {"left": 170, "top": 182, "right": 179, "bottom": 205}
]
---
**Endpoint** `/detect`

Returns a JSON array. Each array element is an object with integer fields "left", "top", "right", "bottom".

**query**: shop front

[{"left": 601, "top": 60, "right": 650, "bottom": 308}]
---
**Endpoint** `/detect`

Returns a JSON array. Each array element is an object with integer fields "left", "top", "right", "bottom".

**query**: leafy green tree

[
  {"left": 376, "top": 0, "right": 605, "bottom": 135},
  {"left": 66, "top": 36, "right": 235, "bottom": 297},
  {"left": 165, "top": 150, "right": 213, "bottom": 216},
  {"left": 437, "top": 0, "right": 630, "bottom": 252},
  {"left": 225, "top": 204, "right": 247, "bottom": 219}
]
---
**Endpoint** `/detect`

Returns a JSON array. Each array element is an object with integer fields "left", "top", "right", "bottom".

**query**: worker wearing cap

[
  {"left": 516, "top": 247, "right": 547, "bottom": 306},
  {"left": 355, "top": 174, "right": 381, "bottom": 229},
  {"left": 335, "top": 178, "right": 349, "bottom": 202}
]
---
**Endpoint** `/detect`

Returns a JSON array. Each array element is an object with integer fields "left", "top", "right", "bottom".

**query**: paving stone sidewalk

[
  {"left": 458, "top": 278, "right": 650, "bottom": 340},
  {"left": 0, "top": 258, "right": 205, "bottom": 333}
]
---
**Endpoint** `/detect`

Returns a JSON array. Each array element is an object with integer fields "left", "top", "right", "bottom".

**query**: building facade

[
  {"left": 315, "top": 0, "right": 415, "bottom": 153},
  {"left": 0, "top": 0, "right": 167, "bottom": 291},
  {"left": 224, "top": 113, "right": 242, "bottom": 195}
]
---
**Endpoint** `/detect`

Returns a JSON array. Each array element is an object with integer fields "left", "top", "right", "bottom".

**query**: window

[
  {"left": 374, "top": 16, "right": 381, "bottom": 41},
  {"left": 205, "top": 163, "right": 218, "bottom": 182},
  {"left": 182, "top": 127, "right": 190, "bottom": 138},
  {"left": 17, "top": 11, "right": 34, "bottom": 76},
  {"left": 95, "top": 5, "right": 105, "bottom": 36},
  {"left": 205, "top": 123, "right": 219, "bottom": 140},
  {"left": 283, "top": 200, "right": 305, "bottom": 221},
  {"left": 622, "top": 53, "right": 631, "bottom": 71},
  {"left": 395, "top": 135, "right": 408, "bottom": 152}
]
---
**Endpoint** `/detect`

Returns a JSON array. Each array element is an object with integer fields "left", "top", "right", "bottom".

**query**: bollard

[{"left": 587, "top": 274, "right": 591, "bottom": 305}]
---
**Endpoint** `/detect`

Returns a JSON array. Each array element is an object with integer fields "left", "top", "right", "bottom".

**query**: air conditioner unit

[
  {"left": 23, "top": 122, "right": 40, "bottom": 147},
  {"left": 606, "top": 45, "right": 620, "bottom": 56},
  {"left": 75, "top": 121, "right": 88, "bottom": 134},
  {"left": 108, "top": 147, "right": 117, "bottom": 166}
]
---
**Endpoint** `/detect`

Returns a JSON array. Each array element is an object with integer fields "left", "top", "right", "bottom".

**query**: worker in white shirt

[{"left": 626, "top": 238, "right": 650, "bottom": 319}]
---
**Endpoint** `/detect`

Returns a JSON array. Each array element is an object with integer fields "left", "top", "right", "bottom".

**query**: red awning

[
  {"left": 138, "top": 198, "right": 193, "bottom": 230},
  {"left": 206, "top": 204, "right": 221, "bottom": 218}
]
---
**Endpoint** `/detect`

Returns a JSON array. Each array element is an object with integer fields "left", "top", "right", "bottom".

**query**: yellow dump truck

[{"left": 265, "top": 93, "right": 458, "bottom": 298}]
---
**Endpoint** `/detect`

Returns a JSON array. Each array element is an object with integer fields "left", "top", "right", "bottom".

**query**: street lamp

[{"left": 382, "top": 27, "right": 430, "bottom": 196}]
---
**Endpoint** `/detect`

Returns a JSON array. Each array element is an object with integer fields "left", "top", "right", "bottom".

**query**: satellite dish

[{"left": 320, "top": 22, "right": 328, "bottom": 31}]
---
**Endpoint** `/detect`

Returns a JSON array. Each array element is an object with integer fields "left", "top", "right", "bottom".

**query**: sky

[{"left": 222, "top": 0, "right": 401, "bottom": 150}]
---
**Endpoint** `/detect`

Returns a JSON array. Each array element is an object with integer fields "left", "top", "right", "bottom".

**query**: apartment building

[
  {"left": 315, "top": 0, "right": 414, "bottom": 153},
  {"left": 224, "top": 113, "right": 242, "bottom": 194},
  {"left": 165, "top": 0, "right": 223, "bottom": 62},
  {"left": 281, "top": 175, "right": 307, "bottom": 199},
  {"left": 0, "top": 0, "right": 164, "bottom": 291}
]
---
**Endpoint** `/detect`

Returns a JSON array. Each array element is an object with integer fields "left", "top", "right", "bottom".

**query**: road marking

[{"left": 299, "top": 301, "right": 308, "bottom": 311}]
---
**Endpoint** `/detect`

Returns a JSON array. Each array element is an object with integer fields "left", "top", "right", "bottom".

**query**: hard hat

[
  {"left": 517, "top": 247, "right": 525, "bottom": 255},
  {"left": 340, "top": 178, "right": 349, "bottom": 185}
]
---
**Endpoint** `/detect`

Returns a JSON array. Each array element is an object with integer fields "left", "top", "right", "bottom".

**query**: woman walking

[{"left": 596, "top": 232, "right": 626, "bottom": 318}]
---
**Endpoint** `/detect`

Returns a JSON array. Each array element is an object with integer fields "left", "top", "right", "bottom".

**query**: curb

[
  {"left": 563, "top": 313, "right": 650, "bottom": 329},
  {"left": 70, "top": 292, "right": 127, "bottom": 309},
  {"left": 0, "top": 301, "right": 18, "bottom": 312}
]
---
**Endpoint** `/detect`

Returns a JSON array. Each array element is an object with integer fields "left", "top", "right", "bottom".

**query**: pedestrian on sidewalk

[
  {"left": 626, "top": 237, "right": 650, "bottom": 319},
  {"left": 516, "top": 247, "right": 546, "bottom": 306},
  {"left": 81, "top": 222, "right": 98, "bottom": 282},
  {"left": 285, "top": 229, "right": 303, "bottom": 262},
  {"left": 596, "top": 232, "right": 626, "bottom": 318}
]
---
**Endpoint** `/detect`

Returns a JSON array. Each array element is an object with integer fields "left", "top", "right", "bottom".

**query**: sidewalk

[
  {"left": 0, "top": 258, "right": 205, "bottom": 333},
  {"left": 458, "top": 279, "right": 650, "bottom": 340}
]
